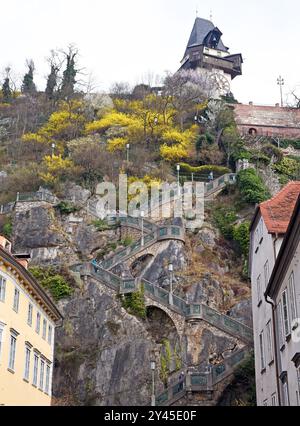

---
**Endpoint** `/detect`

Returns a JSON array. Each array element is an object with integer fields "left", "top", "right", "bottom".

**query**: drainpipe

[{"left": 265, "top": 294, "right": 281, "bottom": 406}]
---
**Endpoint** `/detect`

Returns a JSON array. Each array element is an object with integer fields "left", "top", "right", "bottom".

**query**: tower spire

[{"left": 210, "top": 10, "right": 213, "bottom": 21}]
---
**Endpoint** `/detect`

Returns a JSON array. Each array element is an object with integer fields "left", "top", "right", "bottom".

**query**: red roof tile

[{"left": 260, "top": 182, "right": 300, "bottom": 234}]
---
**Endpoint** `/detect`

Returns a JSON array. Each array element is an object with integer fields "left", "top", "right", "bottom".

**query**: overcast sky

[{"left": 1, "top": 0, "right": 299, "bottom": 105}]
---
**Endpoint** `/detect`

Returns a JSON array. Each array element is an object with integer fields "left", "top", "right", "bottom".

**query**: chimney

[
  {"left": 13, "top": 254, "right": 31, "bottom": 270},
  {"left": 275, "top": 103, "right": 280, "bottom": 107},
  {"left": 249, "top": 101, "right": 253, "bottom": 106},
  {"left": 0, "top": 235, "right": 12, "bottom": 253}
]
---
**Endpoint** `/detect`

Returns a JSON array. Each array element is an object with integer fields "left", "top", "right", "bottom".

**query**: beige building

[
  {"left": 0, "top": 236, "right": 62, "bottom": 406},
  {"left": 250, "top": 183, "right": 300, "bottom": 406}
]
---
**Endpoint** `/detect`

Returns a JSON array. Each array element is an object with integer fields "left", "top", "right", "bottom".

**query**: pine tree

[
  {"left": 21, "top": 60, "right": 36, "bottom": 94},
  {"left": 2, "top": 77, "right": 12, "bottom": 102}
]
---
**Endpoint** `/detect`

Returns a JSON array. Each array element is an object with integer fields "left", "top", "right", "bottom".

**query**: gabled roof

[
  {"left": 186, "top": 17, "right": 228, "bottom": 52},
  {"left": 258, "top": 182, "right": 300, "bottom": 234},
  {"left": 265, "top": 194, "right": 300, "bottom": 299}
]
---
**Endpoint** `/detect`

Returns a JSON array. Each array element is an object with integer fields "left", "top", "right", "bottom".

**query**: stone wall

[{"left": 234, "top": 104, "right": 300, "bottom": 139}]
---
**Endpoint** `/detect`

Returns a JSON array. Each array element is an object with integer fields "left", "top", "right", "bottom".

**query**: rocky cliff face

[{"left": 7, "top": 188, "right": 253, "bottom": 406}]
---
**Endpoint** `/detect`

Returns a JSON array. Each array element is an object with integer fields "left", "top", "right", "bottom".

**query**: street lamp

[
  {"left": 168, "top": 263, "right": 174, "bottom": 305},
  {"left": 150, "top": 360, "right": 156, "bottom": 407},
  {"left": 277, "top": 76, "right": 285, "bottom": 107},
  {"left": 126, "top": 143, "right": 130, "bottom": 162},
  {"left": 176, "top": 164, "right": 181, "bottom": 196},
  {"left": 51, "top": 143, "right": 56, "bottom": 157},
  {"left": 141, "top": 210, "right": 145, "bottom": 247},
  {"left": 154, "top": 117, "right": 158, "bottom": 126}
]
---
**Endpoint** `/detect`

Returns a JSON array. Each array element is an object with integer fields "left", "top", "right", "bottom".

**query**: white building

[{"left": 249, "top": 182, "right": 300, "bottom": 406}]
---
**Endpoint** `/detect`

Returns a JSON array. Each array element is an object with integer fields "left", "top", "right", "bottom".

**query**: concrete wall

[
  {"left": 234, "top": 104, "right": 300, "bottom": 139},
  {"left": 0, "top": 263, "right": 55, "bottom": 406},
  {"left": 250, "top": 213, "right": 283, "bottom": 406},
  {"left": 273, "top": 245, "right": 300, "bottom": 406}
]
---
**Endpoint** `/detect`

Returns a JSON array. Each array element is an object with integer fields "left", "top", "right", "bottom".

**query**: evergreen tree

[
  {"left": 21, "top": 60, "right": 37, "bottom": 94},
  {"left": 61, "top": 47, "right": 77, "bottom": 99},
  {"left": 2, "top": 77, "right": 12, "bottom": 102},
  {"left": 45, "top": 64, "right": 59, "bottom": 100}
]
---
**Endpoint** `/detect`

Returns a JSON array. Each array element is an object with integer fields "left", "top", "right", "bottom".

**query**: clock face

[{"left": 210, "top": 72, "right": 231, "bottom": 96}]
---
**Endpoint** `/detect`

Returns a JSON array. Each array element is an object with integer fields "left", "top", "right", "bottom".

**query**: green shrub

[
  {"left": 121, "top": 286, "right": 146, "bottom": 319},
  {"left": 260, "top": 144, "right": 283, "bottom": 162},
  {"left": 273, "top": 157, "right": 300, "bottom": 183},
  {"left": 213, "top": 206, "right": 238, "bottom": 240},
  {"left": 92, "top": 219, "right": 112, "bottom": 231},
  {"left": 237, "top": 169, "right": 270, "bottom": 204},
  {"left": 234, "top": 353, "right": 256, "bottom": 406},
  {"left": 3, "top": 220, "right": 13, "bottom": 239},
  {"left": 121, "top": 236, "right": 133, "bottom": 247},
  {"left": 179, "top": 163, "right": 230, "bottom": 176},
  {"left": 205, "top": 132, "right": 215, "bottom": 145},
  {"left": 29, "top": 266, "right": 73, "bottom": 301},
  {"left": 56, "top": 201, "right": 79, "bottom": 215},
  {"left": 233, "top": 222, "right": 250, "bottom": 257}
]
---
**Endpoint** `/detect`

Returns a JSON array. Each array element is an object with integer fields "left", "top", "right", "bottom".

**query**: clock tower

[{"left": 180, "top": 17, "right": 243, "bottom": 97}]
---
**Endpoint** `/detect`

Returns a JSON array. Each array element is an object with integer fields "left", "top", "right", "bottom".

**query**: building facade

[
  {"left": 0, "top": 236, "right": 62, "bottom": 406},
  {"left": 250, "top": 182, "right": 300, "bottom": 406},
  {"left": 180, "top": 17, "right": 243, "bottom": 97},
  {"left": 234, "top": 103, "right": 300, "bottom": 139}
]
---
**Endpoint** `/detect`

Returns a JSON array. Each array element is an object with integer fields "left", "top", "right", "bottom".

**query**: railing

[
  {"left": 155, "top": 347, "right": 250, "bottom": 406},
  {"left": 0, "top": 190, "right": 59, "bottom": 214}
]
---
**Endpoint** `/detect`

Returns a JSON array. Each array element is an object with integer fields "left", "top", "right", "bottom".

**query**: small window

[
  {"left": 277, "top": 301, "right": 285, "bottom": 349},
  {"left": 33, "top": 354, "right": 39, "bottom": 386},
  {"left": 8, "top": 334, "right": 17, "bottom": 371},
  {"left": 282, "top": 289, "right": 291, "bottom": 337},
  {"left": 36, "top": 312, "right": 41, "bottom": 334},
  {"left": 266, "top": 320, "right": 274, "bottom": 364},
  {"left": 0, "top": 276, "right": 6, "bottom": 302},
  {"left": 264, "top": 261, "right": 270, "bottom": 289},
  {"left": 45, "top": 365, "right": 51, "bottom": 395},
  {"left": 271, "top": 393, "right": 277, "bottom": 406},
  {"left": 42, "top": 319, "right": 47, "bottom": 340},
  {"left": 257, "top": 275, "right": 262, "bottom": 306},
  {"left": 0, "top": 324, "right": 4, "bottom": 362},
  {"left": 282, "top": 379, "right": 290, "bottom": 406},
  {"left": 13, "top": 288, "right": 20, "bottom": 312},
  {"left": 27, "top": 304, "right": 33, "bottom": 327},
  {"left": 259, "top": 331, "right": 266, "bottom": 371},
  {"left": 24, "top": 345, "right": 31, "bottom": 381},
  {"left": 263, "top": 399, "right": 268, "bottom": 406},
  {"left": 39, "top": 359, "right": 45, "bottom": 391},
  {"left": 48, "top": 325, "right": 53, "bottom": 346},
  {"left": 288, "top": 272, "right": 297, "bottom": 323}
]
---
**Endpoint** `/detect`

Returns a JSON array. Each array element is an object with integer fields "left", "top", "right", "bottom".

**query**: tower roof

[{"left": 186, "top": 17, "right": 228, "bottom": 52}]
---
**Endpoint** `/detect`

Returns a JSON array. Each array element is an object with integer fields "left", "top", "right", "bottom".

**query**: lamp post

[
  {"left": 141, "top": 210, "right": 145, "bottom": 247},
  {"left": 126, "top": 143, "right": 130, "bottom": 162},
  {"left": 51, "top": 143, "right": 56, "bottom": 157},
  {"left": 169, "top": 263, "right": 174, "bottom": 305},
  {"left": 277, "top": 76, "right": 285, "bottom": 107},
  {"left": 176, "top": 164, "right": 181, "bottom": 196},
  {"left": 150, "top": 360, "right": 156, "bottom": 407}
]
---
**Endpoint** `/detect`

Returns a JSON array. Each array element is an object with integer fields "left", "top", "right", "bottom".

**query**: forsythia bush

[
  {"left": 160, "top": 144, "right": 189, "bottom": 162},
  {"left": 40, "top": 154, "right": 75, "bottom": 185}
]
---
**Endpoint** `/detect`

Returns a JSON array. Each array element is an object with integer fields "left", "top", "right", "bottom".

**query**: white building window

[
  {"left": 8, "top": 333, "right": 17, "bottom": 371},
  {"left": 24, "top": 345, "right": 31, "bottom": 381},
  {"left": 277, "top": 301, "right": 285, "bottom": 349},
  {"left": 263, "top": 399, "right": 268, "bottom": 406},
  {"left": 282, "top": 289, "right": 291, "bottom": 338},
  {"left": 27, "top": 303, "right": 33, "bottom": 326},
  {"left": 0, "top": 276, "right": 6, "bottom": 302},
  {"left": 36, "top": 312, "right": 41, "bottom": 334},
  {"left": 39, "top": 359, "right": 45, "bottom": 391},
  {"left": 271, "top": 393, "right": 277, "bottom": 406},
  {"left": 33, "top": 353, "right": 39, "bottom": 386},
  {"left": 257, "top": 275, "right": 262, "bottom": 306},
  {"left": 42, "top": 319, "right": 47, "bottom": 340},
  {"left": 259, "top": 331, "right": 266, "bottom": 371},
  {"left": 45, "top": 364, "right": 51, "bottom": 395},
  {"left": 0, "top": 323, "right": 4, "bottom": 362},
  {"left": 13, "top": 288, "right": 20, "bottom": 312},
  {"left": 48, "top": 325, "right": 53, "bottom": 346},
  {"left": 288, "top": 272, "right": 297, "bottom": 323},
  {"left": 264, "top": 261, "right": 270, "bottom": 289},
  {"left": 266, "top": 320, "right": 274, "bottom": 364},
  {"left": 282, "top": 378, "right": 290, "bottom": 406}
]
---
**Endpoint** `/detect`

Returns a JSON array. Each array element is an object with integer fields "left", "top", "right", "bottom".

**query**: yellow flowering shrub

[
  {"left": 107, "top": 137, "right": 129, "bottom": 152},
  {"left": 40, "top": 155, "right": 75, "bottom": 185}
]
